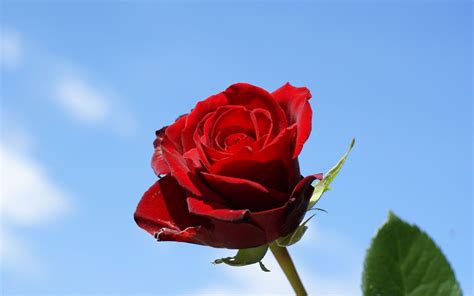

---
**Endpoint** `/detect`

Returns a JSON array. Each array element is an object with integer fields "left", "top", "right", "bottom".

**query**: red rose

[{"left": 134, "top": 83, "right": 320, "bottom": 249}]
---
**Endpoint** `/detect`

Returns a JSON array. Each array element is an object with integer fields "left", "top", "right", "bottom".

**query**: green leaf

[
  {"left": 362, "top": 211, "right": 462, "bottom": 296},
  {"left": 308, "top": 138, "right": 355, "bottom": 210},
  {"left": 276, "top": 215, "right": 315, "bottom": 247},
  {"left": 213, "top": 244, "right": 270, "bottom": 272}
]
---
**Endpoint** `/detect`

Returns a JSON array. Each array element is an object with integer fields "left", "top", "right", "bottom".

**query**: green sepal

[
  {"left": 308, "top": 138, "right": 355, "bottom": 210},
  {"left": 275, "top": 215, "right": 315, "bottom": 247},
  {"left": 362, "top": 211, "right": 462, "bottom": 296},
  {"left": 258, "top": 261, "right": 270, "bottom": 272},
  {"left": 213, "top": 244, "right": 270, "bottom": 272}
]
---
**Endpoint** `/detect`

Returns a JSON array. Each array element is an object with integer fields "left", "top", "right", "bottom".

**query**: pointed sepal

[
  {"left": 213, "top": 244, "right": 270, "bottom": 272},
  {"left": 308, "top": 138, "right": 354, "bottom": 210}
]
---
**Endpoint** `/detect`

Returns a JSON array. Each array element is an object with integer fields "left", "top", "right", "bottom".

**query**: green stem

[{"left": 270, "top": 243, "right": 308, "bottom": 296}]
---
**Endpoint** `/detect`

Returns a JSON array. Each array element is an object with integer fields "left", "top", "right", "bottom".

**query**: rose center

[
  {"left": 224, "top": 132, "right": 254, "bottom": 152},
  {"left": 225, "top": 132, "right": 246, "bottom": 145}
]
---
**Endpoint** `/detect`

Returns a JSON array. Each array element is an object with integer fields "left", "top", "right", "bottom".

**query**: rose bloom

[{"left": 134, "top": 83, "right": 320, "bottom": 249}]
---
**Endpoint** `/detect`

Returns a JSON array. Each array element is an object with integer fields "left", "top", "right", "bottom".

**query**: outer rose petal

[
  {"left": 201, "top": 172, "right": 288, "bottom": 211},
  {"left": 182, "top": 148, "right": 202, "bottom": 168},
  {"left": 186, "top": 197, "right": 249, "bottom": 222},
  {"left": 151, "top": 127, "right": 170, "bottom": 176},
  {"left": 134, "top": 176, "right": 202, "bottom": 239},
  {"left": 155, "top": 226, "right": 204, "bottom": 245},
  {"left": 247, "top": 174, "right": 320, "bottom": 243},
  {"left": 135, "top": 175, "right": 321, "bottom": 249},
  {"left": 272, "top": 83, "right": 312, "bottom": 158},
  {"left": 160, "top": 136, "right": 202, "bottom": 196},
  {"left": 134, "top": 176, "right": 268, "bottom": 248},
  {"left": 165, "top": 114, "right": 187, "bottom": 153},
  {"left": 280, "top": 174, "right": 321, "bottom": 234},
  {"left": 203, "top": 219, "right": 267, "bottom": 249},
  {"left": 161, "top": 135, "right": 223, "bottom": 203},
  {"left": 152, "top": 115, "right": 188, "bottom": 176}
]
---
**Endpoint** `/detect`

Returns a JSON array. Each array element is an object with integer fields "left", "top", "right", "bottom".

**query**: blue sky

[{"left": 1, "top": 1, "right": 472, "bottom": 295}]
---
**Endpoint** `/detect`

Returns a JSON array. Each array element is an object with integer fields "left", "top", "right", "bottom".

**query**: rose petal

[
  {"left": 201, "top": 107, "right": 227, "bottom": 147},
  {"left": 151, "top": 127, "right": 170, "bottom": 176},
  {"left": 161, "top": 136, "right": 223, "bottom": 203},
  {"left": 186, "top": 197, "right": 249, "bottom": 222},
  {"left": 165, "top": 114, "right": 187, "bottom": 153},
  {"left": 215, "top": 127, "right": 250, "bottom": 151},
  {"left": 134, "top": 175, "right": 317, "bottom": 249},
  {"left": 209, "top": 127, "right": 300, "bottom": 192},
  {"left": 152, "top": 116, "right": 188, "bottom": 176},
  {"left": 224, "top": 133, "right": 254, "bottom": 153},
  {"left": 272, "top": 82, "right": 312, "bottom": 158},
  {"left": 247, "top": 174, "right": 318, "bottom": 242},
  {"left": 182, "top": 148, "right": 202, "bottom": 168},
  {"left": 192, "top": 114, "right": 214, "bottom": 167},
  {"left": 160, "top": 136, "right": 202, "bottom": 196},
  {"left": 202, "top": 220, "right": 267, "bottom": 249},
  {"left": 280, "top": 174, "right": 319, "bottom": 234},
  {"left": 135, "top": 176, "right": 267, "bottom": 248},
  {"left": 212, "top": 158, "right": 290, "bottom": 192},
  {"left": 198, "top": 106, "right": 255, "bottom": 152},
  {"left": 212, "top": 106, "right": 255, "bottom": 141},
  {"left": 250, "top": 108, "right": 273, "bottom": 143},
  {"left": 201, "top": 172, "right": 288, "bottom": 211},
  {"left": 182, "top": 93, "right": 229, "bottom": 151},
  {"left": 155, "top": 226, "right": 206, "bottom": 245},
  {"left": 224, "top": 83, "right": 288, "bottom": 134},
  {"left": 200, "top": 141, "right": 232, "bottom": 163},
  {"left": 134, "top": 176, "right": 201, "bottom": 236}
]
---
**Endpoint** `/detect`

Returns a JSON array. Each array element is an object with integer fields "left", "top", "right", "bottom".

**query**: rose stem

[{"left": 269, "top": 243, "right": 307, "bottom": 296}]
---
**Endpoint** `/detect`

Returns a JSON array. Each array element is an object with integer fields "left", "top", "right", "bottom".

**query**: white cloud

[
  {"left": 2, "top": 26, "right": 137, "bottom": 136},
  {"left": 53, "top": 76, "right": 110, "bottom": 124},
  {"left": 52, "top": 72, "right": 137, "bottom": 136},
  {"left": 0, "top": 145, "right": 70, "bottom": 225},
  {"left": 0, "top": 131, "right": 71, "bottom": 274},
  {"left": 0, "top": 29, "right": 23, "bottom": 69},
  {"left": 195, "top": 225, "right": 362, "bottom": 296}
]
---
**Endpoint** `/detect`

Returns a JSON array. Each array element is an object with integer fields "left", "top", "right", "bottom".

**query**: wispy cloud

[
  {"left": 51, "top": 71, "right": 137, "bottom": 135},
  {"left": 0, "top": 28, "right": 23, "bottom": 69},
  {"left": 0, "top": 145, "right": 70, "bottom": 226},
  {"left": 2, "top": 27, "right": 137, "bottom": 137},
  {"left": 0, "top": 128, "right": 71, "bottom": 274},
  {"left": 53, "top": 75, "right": 110, "bottom": 124},
  {"left": 1, "top": 25, "right": 135, "bottom": 277}
]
